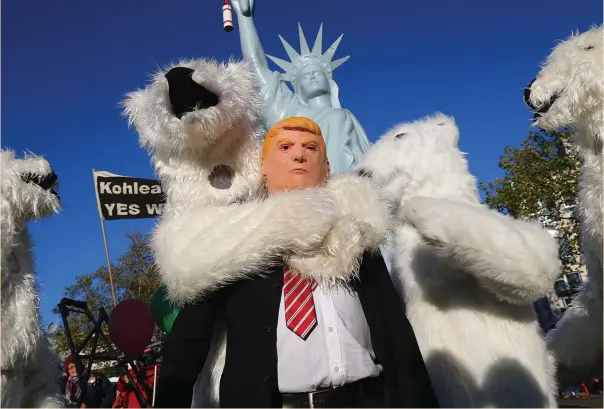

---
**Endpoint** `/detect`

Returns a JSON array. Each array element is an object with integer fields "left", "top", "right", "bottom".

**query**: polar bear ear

[
  {"left": 393, "top": 132, "right": 407, "bottom": 141},
  {"left": 390, "top": 124, "right": 412, "bottom": 142},
  {"left": 435, "top": 116, "right": 460, "bottom": 147}
]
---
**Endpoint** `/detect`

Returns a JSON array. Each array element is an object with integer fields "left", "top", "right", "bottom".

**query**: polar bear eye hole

[
  {"left": 437, "top": 122, "right": 445, "bottom": 126},
  {"left": 584, "top": 45, "right": 594, "bottom": 51},
  {"left": 394, "top": 133, "right": 407, "bottom": 140}
]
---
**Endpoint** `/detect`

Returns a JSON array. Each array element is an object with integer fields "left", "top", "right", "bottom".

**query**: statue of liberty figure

[{"left": 231, "top": 0, "right": 372, "bottom": 174}]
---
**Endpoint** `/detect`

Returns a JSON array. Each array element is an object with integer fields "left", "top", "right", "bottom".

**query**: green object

[{"left": 150, "top": 285, "right": 180, "bottom": 334}]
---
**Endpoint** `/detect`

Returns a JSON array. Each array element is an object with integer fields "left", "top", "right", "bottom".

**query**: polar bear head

[
  {"left": 356, "top": 113, "right": 480, "bottom": 206},
  {"left": 1, "top": 149, "right": 60, "bottom": 225},
  {"left": 524, "top": 25, "right": 603, "bottom": 151},
  {"left": 123, "top": 58, "right": 265, "bottom": 209},
  {"left": 0, "top": 149, "right": 60, "bottom": 270}
]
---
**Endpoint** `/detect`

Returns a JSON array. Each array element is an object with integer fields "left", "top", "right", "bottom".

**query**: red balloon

[{"left": 108, "top": 299, "right": 154, "bottom": 357}]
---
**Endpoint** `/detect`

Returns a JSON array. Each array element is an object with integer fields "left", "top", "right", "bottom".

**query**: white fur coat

[
  {"left": 524, "top": 25, "right": 603, "bottom": 377},
  {"left": 358, "top": 113, "right": 560, "bottom": 407},
  {"left": 123, "top": 58, "right": 394, "bottom": 407},
  {"left": 0, "top": 149, "right": 64, "bottom": 408}
]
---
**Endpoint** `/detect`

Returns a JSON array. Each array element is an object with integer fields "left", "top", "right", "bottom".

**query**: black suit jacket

[{"left": 155, "top": 251, "right": 439, "bottom": 408}]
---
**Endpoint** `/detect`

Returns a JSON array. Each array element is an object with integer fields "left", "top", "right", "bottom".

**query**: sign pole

[
  {"left": 93, "top": 169, "right": 117, "bottom": 306},
  {"left": 152, "top": 364, "right": 158, "bottom": 406},
  {"left": 100, "top": 218, "right": 117, "bottom": 307}
]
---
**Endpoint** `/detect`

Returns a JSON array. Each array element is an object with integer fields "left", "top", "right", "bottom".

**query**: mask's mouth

[
  {"left": 523, "top": 78, "right": 561, "bottom": 120},
  {"left": 531, "top": 95, "right": 560, "bottom": 121},
  {"left": 21, "top": 171, "right": 59, "bottom": 198}
]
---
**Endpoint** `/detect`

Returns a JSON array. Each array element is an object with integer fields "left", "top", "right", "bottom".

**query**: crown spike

[
  {"left": 267, "top": 54, "right": 293, "bottom": 73},
  {"left": 311, "top": 23, "right": 323, "bottom": 56},
  {"left": 298, "top": 23, "right": 310, "bottom": 55},
  {"left": 323, "top": 33, "right": 344, "bottom": 62},
  {"left": 277, "top": 34, "right": 301, "bottom": 63},
  {"left": 272, "top": 23, "right": 348, "bottom": 85},
  {"left": 330, "top": 55, "right": 350, "bottom": 70}
]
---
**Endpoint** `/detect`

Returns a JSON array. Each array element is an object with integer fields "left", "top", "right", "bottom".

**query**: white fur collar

[
  {"left": 287, "top": 173, "right": 395, "bottom": 284},
  {"left": 157, "top": 172, "right": 395, "bottom": 303}
]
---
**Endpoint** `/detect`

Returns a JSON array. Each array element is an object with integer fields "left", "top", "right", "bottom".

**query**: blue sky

[{"left": 2, "top": 0, "right": 602, "bottom": 326}]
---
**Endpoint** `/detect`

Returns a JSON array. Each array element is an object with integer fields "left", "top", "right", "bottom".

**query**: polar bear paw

[
  {"left": 287, "top": 215, "right": 365, "bottom": 283},
  {"left": 327, "top": 173, "right": 396, "bottom": 249},
  {"left": 402, "top": 196, "right": 455, "bottom": 244}
]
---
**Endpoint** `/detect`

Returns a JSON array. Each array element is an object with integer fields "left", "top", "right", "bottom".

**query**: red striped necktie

[{"left": 283, "top": 266, "right": 318, "bottom": 340}]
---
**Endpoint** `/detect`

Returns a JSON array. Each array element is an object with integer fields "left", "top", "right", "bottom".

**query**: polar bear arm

[
  {"left": 154, "top": 188, "right": 337, "bottom": 303},
  {"left": 20, "top": 342, "right": 64, "bottom": 408},
  {"left": 1, "top": 216, "right": 16, "bottom": 258},
  {"left": 1, "top": 270, "right": 43, "bottom": 369},
  {"left": 404, "top": 197, "right": 559, "bottom": 304},
  {"left": 546, "top": 285, "right": 603, "bottom": 369},
  {"left": 1, "top": 371, "right": 25, "bottom": 408},
  {"left": 327, "top": 172, "right": 395, "bottom": 249},
  {"left": 155, "top": 295, "right": 220, "bottom": 408},
  {"left": 22, "top": 384, "right": 65, "bottom": 408}
]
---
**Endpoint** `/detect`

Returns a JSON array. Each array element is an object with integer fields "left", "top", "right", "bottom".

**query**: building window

[
  {"left": 554, "top": 279, "right": 569, "bottom": 299},
  {"left": 533, "top": 297, "right": 554, "bottom": 328},
  {"left": 566, "top": 273, "right": 583, "bottom": 295}
]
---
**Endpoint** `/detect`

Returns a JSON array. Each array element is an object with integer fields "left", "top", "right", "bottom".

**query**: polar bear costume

[
  {"left": 123, "top": 59, "right": 392, "bottom": 407},
  {"left": 356, "top": 113, "right": 560, "bottom": 407},
  {"left": 0, "top": 149, "right": 64, "bottom": 408},
  {"left": 524, "top": 25, "right": 603, "bottom": 374}
]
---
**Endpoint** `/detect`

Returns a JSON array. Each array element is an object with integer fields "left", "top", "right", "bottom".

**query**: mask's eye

[
  {"left": 585, "top": 45, "right": 594, "bottom": 50},
  {"left": 394, "top": 132, "right": 406, "bottom": 141},
  {"left": 437, "top": 122, "right": 445, "bottom": 126}
]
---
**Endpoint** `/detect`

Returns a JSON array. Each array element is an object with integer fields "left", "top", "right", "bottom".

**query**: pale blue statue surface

[{"left": 231, "top": 0, "right": 372, "bottom": 174}]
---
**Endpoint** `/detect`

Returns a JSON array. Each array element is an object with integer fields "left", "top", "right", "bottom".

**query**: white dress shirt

[{"left": 277, "top": 282, "right": 383, "bottom": 393}]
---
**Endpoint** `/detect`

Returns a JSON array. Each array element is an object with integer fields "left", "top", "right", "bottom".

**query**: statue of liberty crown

[{"left": 267, "top": 23, "right": 350, "bottom": 87}]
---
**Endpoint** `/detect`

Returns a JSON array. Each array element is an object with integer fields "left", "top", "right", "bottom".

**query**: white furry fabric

[
  {"left": 525, "top": 25, "right": 603, "bottom": 373},
  {"left": 123, "top": 58, "right": 392, "bottom": 407},
  {"left": 286, "top": 173, "right": 395, "bottom": 284},
  {"left": 123, "top": 58, "right": 264, "bottom": 407},
  {"left": 358, "top": 113, "right": 560, "bottom": 407},
  {"left": 123, "top": 58, "right": 266, "bottom": 212},
  {"left": 0, "top": 149, "right": 64, "bottom": 408}
]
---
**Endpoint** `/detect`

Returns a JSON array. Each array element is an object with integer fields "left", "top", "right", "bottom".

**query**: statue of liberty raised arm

[{"left": 231, "top": 0, "right": 372, "bottom": 174}]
